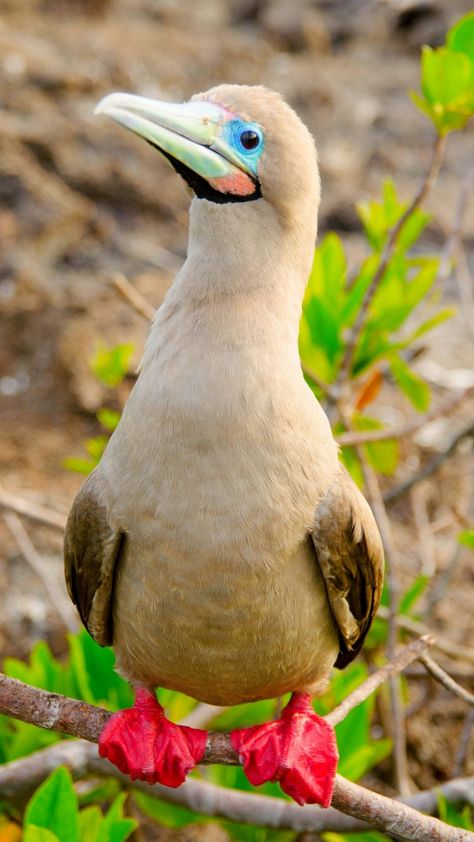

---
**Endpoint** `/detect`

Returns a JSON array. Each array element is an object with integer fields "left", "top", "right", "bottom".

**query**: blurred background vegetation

[{"left": 0, "top": 0, "right": 473, "bottom": 839}]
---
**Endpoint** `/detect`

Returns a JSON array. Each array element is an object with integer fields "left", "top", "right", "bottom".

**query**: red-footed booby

[{"left": 65, "top": 84, "right": 384, "bottom": 807}]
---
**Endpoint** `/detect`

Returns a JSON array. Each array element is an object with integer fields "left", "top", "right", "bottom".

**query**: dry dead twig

[
  {"left": 420, "top": 654, "right": 474, "bottom": 707},
  {"left": 0, "top": 486, "right": 67, "bottom": 531},
  {"left": 2, "top": 511, "right": 77, "bottom": 632},
  {"left": 336, "top": 385, "right": 474, "bottom": 447}
]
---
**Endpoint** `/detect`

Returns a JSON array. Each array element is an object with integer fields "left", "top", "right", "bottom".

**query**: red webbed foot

[
  {"left": 231, "top": 692, "right": 338, "bottom": 806},
  {"left": 98, "top": 688, "right": 208, "bottom": 787}
]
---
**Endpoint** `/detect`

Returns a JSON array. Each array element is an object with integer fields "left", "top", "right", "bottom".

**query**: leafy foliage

[
  {"left": 411, "top": 11, "right": 474, "bottom": 134},
  {"left": 23, "top": 768, "right": 136, "bottom": 842}
]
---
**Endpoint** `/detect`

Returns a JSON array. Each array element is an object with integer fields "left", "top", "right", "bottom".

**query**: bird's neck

[{"left": 144, "top": 198, "right": 317, "bottom": 365}]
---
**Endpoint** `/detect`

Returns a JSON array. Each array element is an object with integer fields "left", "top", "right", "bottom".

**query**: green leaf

[
  {"left": 90, "top": 343, "right": 134, "bottom": 388},
  {"left": 437, "top": 792, "right": 474, "bottom": 830},
  {"left": 96, "top": 794, "right": 138, "bottom": 842},
  {"left": 84, "top": 436, "right": 108, "bottom": 461},
  {"left": 63, "top": 456, "right": 96, "bottom": 476},
  {"left": 447, "top": 11, "right": 474, "bottom": 61},
  {"left": 338, "top": 739, "right": 392, "bottom": 781},
  {"left": 389, "top": 355, "right": 431, "bottom": 411},
  {"left": 399, "top": 575, "right": 430, "bottom": 615},
  {"left": 78, "top": 807, "right": 102, "bottom": 842},
  {"left": 133, "top": 792, "right": 198, "bottom": 828},
  {"left": 24, "top": 829, "right": 60, "bottom": 842},
  {"left": 402, "top": 307, "right": 456, "bottom": 345},
  {"left": 96, "top": 408, "right": 121, "bottom": 432},
  {"left": 414, "top": 45, "right": 474, "bottom": 134},
  {"left": 459, "top": 528, "right": 474, "bottom": 550},
  {"left": 24, "top": 768, "right": 79, "bottom": 842}
]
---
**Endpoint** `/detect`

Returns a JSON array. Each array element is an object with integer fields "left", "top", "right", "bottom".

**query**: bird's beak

[{"left": 95, "top": 92, "right": 257, "bottom": 196}]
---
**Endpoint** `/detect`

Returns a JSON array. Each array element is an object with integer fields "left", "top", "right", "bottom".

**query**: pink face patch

[{"left": 208, "top": 171, "right": 257, "bottom": 196}]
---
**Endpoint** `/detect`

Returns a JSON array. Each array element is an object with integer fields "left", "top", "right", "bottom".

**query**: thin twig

[
  {"left": 420, "top": 655, "right": 474, "bottom": 707},
  {"left": 453, "top": 709, "right": 474, "bottom": 778},
  {"left": 0, "top": 486, "right": 67, "bottom": 531},
  {"left": 301, "top": 363, "right": 338, "bottom": 400},
  {"left": 2, "top": 511, "right": 77, "bottom": 632},
  {"left": 438, "top": 162, "right": 474, "bottom": 287},
  {"left": 384, "top": 420, "right": 474, "bottom": 504},
  {"left": 0, "top": 675, "right": 470, "bottom": 840},
  {"left": 327, "top": 636, "right": 433, "bottom": 726},
  {"left": 336, "top": 386, "right": 474, "bottom": 447},
  {"left": 376, "top": 606, "right": 474, "bottom": 664},
  {"left": 331, "top": 133, "right": 446, "bottom": 404},
  {"left": 109, "top": 273, "right": 156, "bottom": 322}
]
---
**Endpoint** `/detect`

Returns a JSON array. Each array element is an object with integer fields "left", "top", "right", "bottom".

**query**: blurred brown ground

[{"left": 0, "top": 0, "right": 473, "bottom": 808}]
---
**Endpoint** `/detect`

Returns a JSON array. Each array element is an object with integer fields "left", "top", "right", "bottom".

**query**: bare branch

[
  {"left": 384, "top": 420, "right": 474, "bottom": 504},
  {"left": 0, "top": 486, "right": 67, "bottom": 531},
  {"left": 453, "top": 709, "right": 474, "bottom": 778},
  {"left": 2, "top": 636, "right": 465, "bottom": 840},
  {"left": 0, "top": 740, "right": 472, "bottom": 840},
  {"left": 336, "top": 386, "right": 474, "bottom": 447},
  {"left": 376, "top": 606, "right": 474, "bottom": 664},
  {"left": 2, "top": 511, "right": 77, "bottom": 632},
  {"left": 109, "top": 273, "right": 156, "bottom": 322},
  {"left": 420, "top": 654, "right": 474, "bottom": 707},
  {"left": 327, "top": 636, "right": 433, "bottom": 726}
]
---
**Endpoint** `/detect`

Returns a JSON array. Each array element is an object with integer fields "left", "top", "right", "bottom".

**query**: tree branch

[
  {"left": 420, "top": 654, "right": 474, "bottom": 707},
  {"left": 336, "top": 385, "right": 474, "bottom": 447},
  {"left": 2, "top": 638, "right": 470, "bottom": 841},
  {"left": 0, "top": 486, "right": 67, "bottom": 531},
  {"left": 0, "top": 741, "right": 472, "bottom": 840},
  {"left": 384, "top": 420, "right": 474, "bottom": 504}
]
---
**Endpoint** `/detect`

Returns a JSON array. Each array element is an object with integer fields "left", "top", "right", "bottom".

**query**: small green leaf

[
  {"left": 414, "top": 45, "right": 474, "bottom": 134},
  {"left": 90, "top": 343, "right": 134, "bottom": 388},
  {"left": 389, "top": 355, "right": 431, "bottom": 411},
  {"left": 96, "top": 794, "right": 137, "bottom": 842},
  {"left": 63, "top": 456, "right": 96, "bottom": 476},
  {"left": 437, "top": 792, "right": 474, "bottom": 830},
  {"left": 85, "top": 436, "right": 108, "bottom": 461},
  {"left": 402, "top": 308, "right": 456, "bottom": 344},
  {"left": 399, "top": 575, "right": 430, "bottom": 615},
  {"left": 24, "top": 768, "right": 79, "bottom": 842},
  {"left": 97, "top": 408, "right": 121, "bottom": 432},
  {"left": 459, "top": 529, "right": 474, "bottom": 550},
  {"left": 447, "top": 11, "right": 474, "bottom": 60}
]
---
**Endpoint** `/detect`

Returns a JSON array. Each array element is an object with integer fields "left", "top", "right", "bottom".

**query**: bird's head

[{"left": 95, "top": 84, "right": 320, "bottom": 230}]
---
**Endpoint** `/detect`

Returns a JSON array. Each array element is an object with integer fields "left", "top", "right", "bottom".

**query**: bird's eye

[{"left": 240, "top": 129, "right": 260, "bottom": 151}]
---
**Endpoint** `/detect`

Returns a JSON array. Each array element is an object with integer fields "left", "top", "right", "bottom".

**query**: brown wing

[
  {"left": 64, "top": 470, "right": 124, "bottom": 646},
  {"left": 311, "top": 464, "right": 384, "bottom": 669}
]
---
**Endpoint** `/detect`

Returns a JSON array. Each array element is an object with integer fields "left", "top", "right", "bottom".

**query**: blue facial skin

[{"left": 222, "top": 119, "right": 265, "bottom": 177}]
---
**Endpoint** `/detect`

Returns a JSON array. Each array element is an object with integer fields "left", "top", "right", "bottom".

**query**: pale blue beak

[{"left": 95, "top": 92, "right": 258, "bottom": 196}]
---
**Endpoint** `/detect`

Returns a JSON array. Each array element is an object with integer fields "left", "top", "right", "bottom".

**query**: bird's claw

[
  {"left": 98, "top": 688, "right": 208, "bottom": 787},
  {"left": 230, "top": 693, "right": 338, "bottom": 806}
]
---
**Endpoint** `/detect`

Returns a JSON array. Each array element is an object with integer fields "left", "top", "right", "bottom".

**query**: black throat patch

[{"left": 147, "top": 143, "right": 262, "bottom": 204}]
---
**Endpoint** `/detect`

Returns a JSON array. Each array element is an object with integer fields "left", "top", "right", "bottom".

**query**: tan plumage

[{"left": 65, "top": 85, "right": 383, "bottom": 708}]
